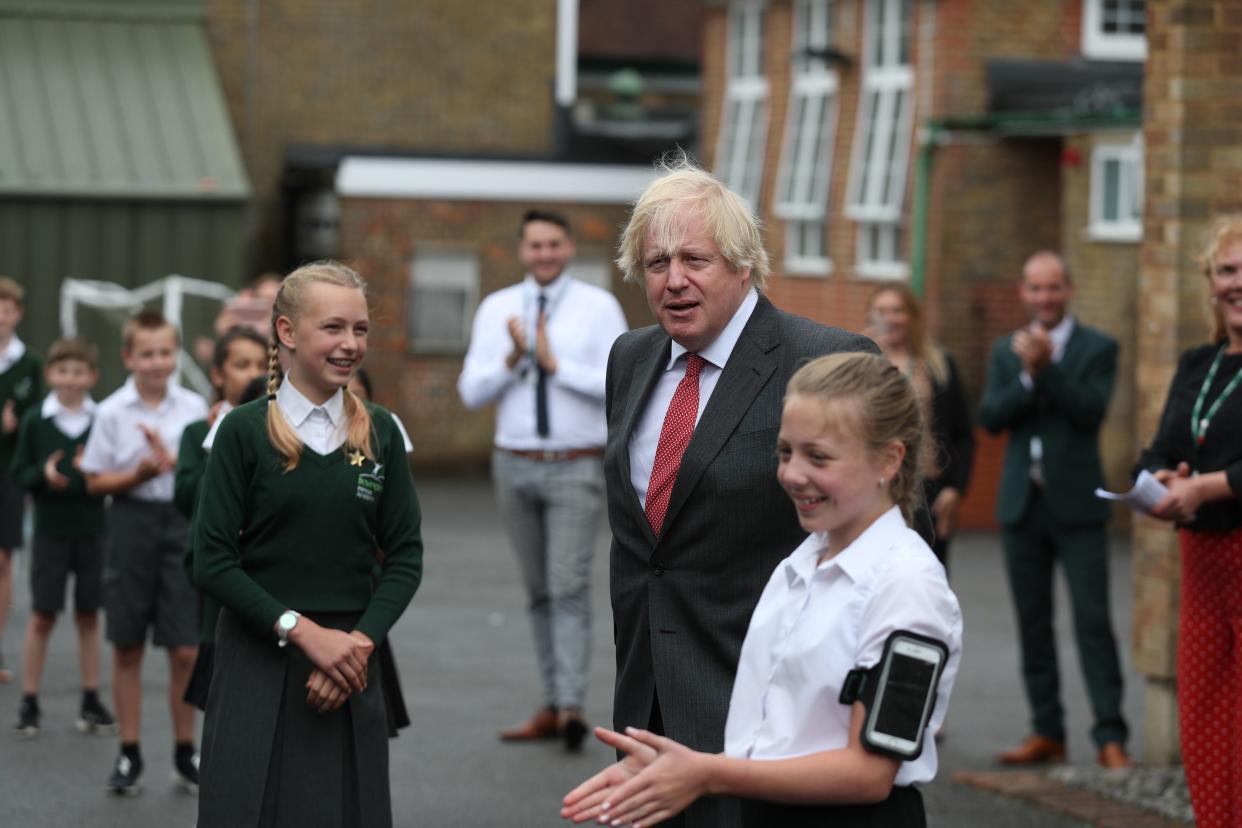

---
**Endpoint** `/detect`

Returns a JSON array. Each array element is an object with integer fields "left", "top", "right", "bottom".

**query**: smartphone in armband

[{"left": 840, "top": 630, "right": 949, "bottom": 761}]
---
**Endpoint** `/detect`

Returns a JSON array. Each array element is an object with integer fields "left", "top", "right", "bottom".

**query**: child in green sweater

[
  {"left": 0, "top": 276, "right": 44, "bottom": 683},
  {"left": 11, "top": 338, "right": 113, "bottom": 737},
  {"left": 193, "top": 261, "right": 423, "bottom": 827},
  {"left": 174, "top": 325, "right": 267, "bottom": 710}
]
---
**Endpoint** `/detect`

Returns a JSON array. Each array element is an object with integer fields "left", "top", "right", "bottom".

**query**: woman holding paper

[{"left": 1135, "top": 214, "right": 1242, "bottom": 828}]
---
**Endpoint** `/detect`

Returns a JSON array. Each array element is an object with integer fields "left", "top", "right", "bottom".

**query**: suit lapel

[
  {"left": 619, "top": 334, "right": 669, "bottom": 548},
  {"left": 657, "top": 298, "right": 780, "bottom": 543}
]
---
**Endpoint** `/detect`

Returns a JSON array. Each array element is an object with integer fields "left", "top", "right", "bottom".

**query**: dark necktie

[
  {"left": 535, "top": 294, "right": 549, "bottom": 438},
  {"left": 645, "top": 354, "right": 705, "bottom": 535}
]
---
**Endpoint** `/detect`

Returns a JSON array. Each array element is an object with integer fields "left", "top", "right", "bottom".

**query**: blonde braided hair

[{"left": 266, "top": 261, "right": 375, "bottom": 471}]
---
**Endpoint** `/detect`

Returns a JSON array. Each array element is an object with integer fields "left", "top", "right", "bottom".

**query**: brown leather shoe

[
  {"left": 1097, "top": 742, "right": 1132, "bottom": 769},
  {"left": 997, "top": 734, "right": 1066, "bottom": 765},
  {"left": 499, "top": 707, "right": 560, "bottom": 741},
  {"left": 559, "top": 708, "right": 589, "bottom": 752}
]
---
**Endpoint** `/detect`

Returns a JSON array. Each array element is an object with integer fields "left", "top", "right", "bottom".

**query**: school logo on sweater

[
  {"left": 356, "top": 462, "right": 384, "bottom": 502},
  {"left": 13, "top": 376, "right": 32, "bottom": 401}
]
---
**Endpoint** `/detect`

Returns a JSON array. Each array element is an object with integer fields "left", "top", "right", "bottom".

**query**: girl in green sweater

[{"left": 192, "top": 261, "right": 423, "bottom": 828}]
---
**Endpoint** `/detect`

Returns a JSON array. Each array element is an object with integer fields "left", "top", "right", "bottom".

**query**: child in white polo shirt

[{"left": 80, "top": 309, "right": 207, "bottom": 796}]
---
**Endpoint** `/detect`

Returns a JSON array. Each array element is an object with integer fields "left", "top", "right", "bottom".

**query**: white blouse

[{"left": 723, "top": 506, "right": 963, "bottom": 787}]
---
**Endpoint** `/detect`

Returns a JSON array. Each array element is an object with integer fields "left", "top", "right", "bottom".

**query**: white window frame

[
  {"left": 774, "top": 0, "right": 837, "bottom": 276},
  {"left": 407, "top": 247, "right": 480, "bottom": 353},
  {"left": 715, "top": 0, "right": 769, "bottom": 208},
  {"left": 1081, "top": 0, "right": 1147, "bottom": 61},
  {"left": 1088, "top": 133, "right": 1143, "bottom": 243},
  {"left": 846, "top": 0, "right": 914, "bottom": 279}
]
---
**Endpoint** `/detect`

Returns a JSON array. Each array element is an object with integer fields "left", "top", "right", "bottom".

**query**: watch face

[{"left": 280, "top": 613, "right": 296, "bottom": 631}]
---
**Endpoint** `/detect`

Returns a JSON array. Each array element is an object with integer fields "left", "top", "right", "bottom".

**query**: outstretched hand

[{"left": 561, "top": 727, "right": 711, "bottom": 827}]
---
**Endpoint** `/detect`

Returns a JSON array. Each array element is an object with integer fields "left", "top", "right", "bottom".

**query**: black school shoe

[
  {"left": 76, "top": 696, "right": 117, "bottom": 736},
  {"left": 173, "top": 748, "right": 199, "bottom": 795},
  {"left": 14, "top": 696, "right": 39, "bottom": 738},
  {"left": 107, "top": 752, "right": 143, "bottom": 796}
]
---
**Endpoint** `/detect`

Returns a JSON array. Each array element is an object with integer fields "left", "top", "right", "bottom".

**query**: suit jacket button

[{"left": 651, "top": 564, "right": 664, "bottom": 576}]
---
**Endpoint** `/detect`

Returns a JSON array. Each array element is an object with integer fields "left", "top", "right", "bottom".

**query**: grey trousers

[{"left": 492, "top": 450, "right": 604, "bottom": 710}]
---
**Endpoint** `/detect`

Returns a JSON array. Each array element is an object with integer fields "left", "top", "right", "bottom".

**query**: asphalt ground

[{"left": 0, "top": 475, "right": 1146, "bottom": 827}]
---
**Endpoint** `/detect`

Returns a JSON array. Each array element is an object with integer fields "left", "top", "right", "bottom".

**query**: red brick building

[{"left": 698, "top": 0, "right": 1147, "bottom": 529}]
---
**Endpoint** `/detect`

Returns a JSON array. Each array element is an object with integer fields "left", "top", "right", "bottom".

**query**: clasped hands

[
  {"left": 1150, "top": 462, "right": 1203, "bottom": 524},
  {"left": 1011, "top": 326, "right": 1053, "bottom": 377},
  {"left": 135, "top": 423, "right": 176, "bottom": 481},
  {"left": 505, "top": 313, "right": 557, "bottom": 374},
  {"left": 286, "top": 619, "right": 375, "bottom": 714},
  {"left": 561, "top": 727, "right": 711, "bottom": 828}
]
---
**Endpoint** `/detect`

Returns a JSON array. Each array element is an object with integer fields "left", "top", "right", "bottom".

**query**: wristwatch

[{"left": 276, "top": 610, "right": 301, "bottom": 648}]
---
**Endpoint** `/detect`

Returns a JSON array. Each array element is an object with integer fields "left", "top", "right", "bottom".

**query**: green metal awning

[{"left": 0, "top": 0, "right": 250, "bottom": 200}]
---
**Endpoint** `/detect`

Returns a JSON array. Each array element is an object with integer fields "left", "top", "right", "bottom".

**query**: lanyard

[{"left": 1191, "top": 344, "right": 1242, "bottom": 446}]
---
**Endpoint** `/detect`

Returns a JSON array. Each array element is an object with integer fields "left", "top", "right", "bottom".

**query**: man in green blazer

[{"left": 979, "top": 251, "right": 1129, "bottom": 769}]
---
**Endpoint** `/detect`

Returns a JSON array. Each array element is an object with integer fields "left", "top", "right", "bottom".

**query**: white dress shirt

[
  {"left": 274, "top": 380, "right": 347, "bottom": 456},
  {"left": 41, "top": 393, "right": 97, "bottom": 439},
  {"left": 457, "top": 274, "right": 628, "bottom": 450},
  {"left": 0, "top": 336, "right": 26, "bottom": 374},
  {"left": 203, "top": 395, "right": 413, "bottom": 454},
  {"left": 629, "top": 287, "right": 759, "bottom": 509},
  {"left": 80, "top": 377, "right": 209, "bottom": 502},
  {"left": 724, "top": 506, "right": 963, "bottom": 787}
]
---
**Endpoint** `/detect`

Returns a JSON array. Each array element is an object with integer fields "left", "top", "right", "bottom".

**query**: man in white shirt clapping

[{"left": 458, "top": 210, "right": 628, "bottom": 751}]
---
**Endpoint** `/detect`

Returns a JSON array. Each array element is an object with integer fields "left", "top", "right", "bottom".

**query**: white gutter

[{"left": 556, "top": 0, "right": 578, "bottom": 107}]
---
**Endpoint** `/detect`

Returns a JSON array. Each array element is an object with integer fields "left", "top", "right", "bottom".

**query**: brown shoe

[
  {"left": 499, "top": 707, "right": 560, "bottom": 741},
  {"left": 997, "top": 734, "right": 1066, "bottom": 765},
  {"left": 559, "top": 708, "right": 589, "bottom": 753},
  {"left": 1097, "top": 742, "right": 1132, "bottom": 769}
]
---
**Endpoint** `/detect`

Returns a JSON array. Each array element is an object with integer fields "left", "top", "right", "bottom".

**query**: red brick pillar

[{"left": 1134, "top": 0, "right": 1242, "bottom": 764}]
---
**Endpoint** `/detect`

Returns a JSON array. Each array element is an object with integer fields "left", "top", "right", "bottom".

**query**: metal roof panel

[{"left": 0, "top": 10, "right": 249, "bottom": 198}]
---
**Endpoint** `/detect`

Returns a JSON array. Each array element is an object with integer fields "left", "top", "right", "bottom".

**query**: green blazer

[{"left": 978, "top": 321, "right": 1117, "bottom": 527}]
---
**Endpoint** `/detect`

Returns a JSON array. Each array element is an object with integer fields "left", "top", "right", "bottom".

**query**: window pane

[
  {"left": 1102, "top": 159, "right": 1121, "bottom": 221},
  {"left": 410, "top": 287, "right": 467, "bottom": 347}
]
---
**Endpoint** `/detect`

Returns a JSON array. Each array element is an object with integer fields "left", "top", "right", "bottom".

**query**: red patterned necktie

[{"left": 645, "top": 354, "right": 705, "bottom": 535}]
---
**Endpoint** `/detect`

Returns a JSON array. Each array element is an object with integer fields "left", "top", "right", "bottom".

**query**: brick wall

[
  {"left": 338, "top": 197, "right": 649, "bottom": 469},
  {"left": 205, "top": 0, "right": 558, "bottom": 272}
]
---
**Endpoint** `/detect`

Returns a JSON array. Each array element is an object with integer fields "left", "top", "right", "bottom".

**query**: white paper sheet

[{"left": 1094, "top": 470, "right": 1169, "bottom": 514}]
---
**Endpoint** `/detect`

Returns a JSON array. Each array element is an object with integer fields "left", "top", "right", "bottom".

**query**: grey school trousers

[{"left": 492, "top": 450, "right": 604, "bottom": 710}]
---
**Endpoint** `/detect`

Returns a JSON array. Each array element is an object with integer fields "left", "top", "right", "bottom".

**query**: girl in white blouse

[{"left": 563, "top": 352, "right": 962, "bottom": 828}]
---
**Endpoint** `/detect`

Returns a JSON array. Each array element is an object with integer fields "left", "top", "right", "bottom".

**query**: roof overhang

[
  {"left": 336, "top": 157, "right": 659, "bottom": 204},
  {"left": 975, "top": 58, "right": 1143, "bottom": 136},
  {"left": 0, "top": 1, "right": 249, "bottom": 200}
]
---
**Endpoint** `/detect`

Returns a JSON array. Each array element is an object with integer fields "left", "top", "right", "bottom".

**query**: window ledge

[
  {"left": 854, "top": 262, "right": 909, "bottom": 281},
  {"left": 1087, "top": 223, "right": 1142, "bottom": 243},
  {"left": 784, "top": 257, "right": 833, "bottom": 278}
]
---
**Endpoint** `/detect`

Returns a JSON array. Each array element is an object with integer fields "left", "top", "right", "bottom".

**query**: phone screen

[{"left": 872, "top": 652, "right": 937, "bottom": 742}]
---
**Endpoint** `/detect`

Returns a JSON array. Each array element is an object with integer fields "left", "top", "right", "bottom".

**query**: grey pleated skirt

[{"left": 197, "top": 609, "right": 391, "bottom": 828}]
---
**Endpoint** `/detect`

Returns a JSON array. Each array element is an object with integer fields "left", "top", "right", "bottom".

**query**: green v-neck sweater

[
  {"left": 10, "top": 407, "right": 105, "bottom": 539},
  {"left": 0, "top": 352, "right": 44, "bottom": 467},
  {"left": 192, "top": 397, "right": 423, "bottom": 645}
]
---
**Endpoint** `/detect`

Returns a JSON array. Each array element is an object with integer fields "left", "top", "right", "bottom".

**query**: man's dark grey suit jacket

[{"left": 604, "top": 294, "right": 876, "bottom": 827}]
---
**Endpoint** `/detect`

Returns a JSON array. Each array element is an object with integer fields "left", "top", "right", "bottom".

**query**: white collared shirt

[
  {"left": 457, "top": 273, "right": 628, "bottom": 451},
  {"left": 629, "top": 287, "right": 759, "bottom": 510},
  {"left": 41, "top": 393, "right": 97, "bottom": 440},
  {"left": 275, "top": 380, "right": 346, "bottom": 456},
  {"left": 203, "top": 396, "right": 413, "bottom": 454},
  {"left": 79, "top": 377, "right": 209, "bottom": 502},
  {"left": 0, "top": 336, "right": 26, "bottom": 374},
  {"left": 723, "top": 506, "right": 962, "bottom": 787}
]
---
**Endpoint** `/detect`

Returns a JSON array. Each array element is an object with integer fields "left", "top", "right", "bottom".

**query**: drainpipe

[
  {"left": 910, "top": 123, "right": 940, "bottom": 299},
  {"left": 554, "top": 0, "right": 578, "bottom": 157}
]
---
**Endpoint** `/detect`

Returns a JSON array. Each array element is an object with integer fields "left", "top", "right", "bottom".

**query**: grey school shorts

[
  {"left": 102, "top": 498, "right": 197, "bottom": 649},
  {"left": 31, "top": 536, "right": 104, "bottom": 614},
  {"left": 0, "top": 471, "right": 24, "bottom": 551}
]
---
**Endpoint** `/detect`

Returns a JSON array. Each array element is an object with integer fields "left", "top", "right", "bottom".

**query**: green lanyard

[{"left": 1191, "top": 345, "right": 1242, "bottom": 446}]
